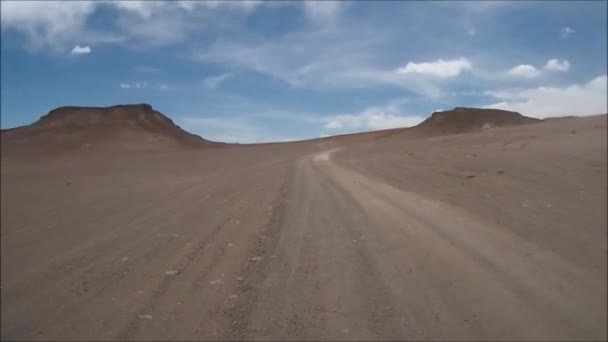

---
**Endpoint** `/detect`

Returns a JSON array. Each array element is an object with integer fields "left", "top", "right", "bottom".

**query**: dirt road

[{"left": 1, "top": 116, "right": 606, "bottom": 341}]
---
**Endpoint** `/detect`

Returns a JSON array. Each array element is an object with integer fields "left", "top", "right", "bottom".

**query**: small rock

[
  {"left": 227, "top": 242, "right": 235, "bottom": 247},
  {"left": 165, "top": 270, "right": 179, "bottom": 276},
  {"left": 138, "top": 315, "right": 153, "bottom": 320},
  {"left": 209, "top": 279, "right": 223, "bottom": 285},
  {"left": 251, "top": 256, "right": 263, "bottom": 262},
  {"left": 121, "top": 257, "right": 129, "bottom": 262},
  {"left": 229, "top": 294, "right": 239, "bottom": 299},
  {"left": 235, "top": 220, "right": 241, "bottom": 225},
  {"left": 236, "top": 276, "right": 244, "bottom": 281}
]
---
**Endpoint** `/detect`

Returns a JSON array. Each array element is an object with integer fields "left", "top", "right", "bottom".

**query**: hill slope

[
  {"left": 415, "top": 107, "right": 540, "bottom": 135},
  {"left": 1, "top": 104, "right": 216, "bottom": 156}
]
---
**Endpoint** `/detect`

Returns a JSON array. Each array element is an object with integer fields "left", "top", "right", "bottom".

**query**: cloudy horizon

[{"left": 1, "top": 0, "right": 606, "bottom": 143}]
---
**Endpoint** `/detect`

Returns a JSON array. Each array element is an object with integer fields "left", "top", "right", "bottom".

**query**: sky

[{"left": 1, "top": 0, "right": 607, "bottom": 143}]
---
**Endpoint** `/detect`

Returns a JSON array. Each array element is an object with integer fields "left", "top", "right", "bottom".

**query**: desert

[{"left": 1, "top": 104, "right": 606, "bottom": 341}]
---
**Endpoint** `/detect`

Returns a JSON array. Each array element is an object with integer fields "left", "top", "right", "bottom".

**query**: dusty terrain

[{"left": 1, "top": 106, "right": 606, "bottom": 341}]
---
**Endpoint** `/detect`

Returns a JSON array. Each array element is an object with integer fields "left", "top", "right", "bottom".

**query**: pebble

[
  {"left": 165, "top": 270, "right": 179, "bottom": 276},
  {"left": 138, "top": 315, "right": 153, "bottom": 320},
  {"left": 251, "top": 256, "right": 263, "bottom": 262}
]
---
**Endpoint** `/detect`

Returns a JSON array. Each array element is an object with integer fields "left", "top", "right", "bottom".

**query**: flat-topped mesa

[
  {"left": 417, "top": 107, "right": 540, "bottom": 134},
  {"left": 1, "top": 104, "right": 217, "bottom": 155},
  {"left": 36, "top": 103, "right": 174, "bottom": 128}
]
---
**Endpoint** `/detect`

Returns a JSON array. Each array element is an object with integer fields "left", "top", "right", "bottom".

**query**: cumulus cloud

[
  {"left": 396, "top": 57, "right": 472, "bottom": 78},
  {"left": 507, "top": 64, "right": 540, "bottom": 78},
  {"left": 202, "top": 73, "right": 233, "bottom": 89},
  {"left": 484, "top": 75, "right": 607, "bottom": 118},
  {"left": 544, "top": 59, "right": 570, "bottom": 72},
  {"left": 560, "top": 26, "right": 575, "bottom": 38},
  {"left": 71, "top": 45, "right": 91, "bottom": 54}
]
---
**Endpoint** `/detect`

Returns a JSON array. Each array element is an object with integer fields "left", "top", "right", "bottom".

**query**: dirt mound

[
  {"left": 1, "top": 104, "right": 217, "bottom": 156},
  {"left": 415, "top": 107, "right": 540, "bottom": 135}
]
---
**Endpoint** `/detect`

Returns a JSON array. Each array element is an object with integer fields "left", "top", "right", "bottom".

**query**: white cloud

[
  {"left": 302, "top": 1, "right": 343, "bottom": 23},
  {"left": 323, "top": 98, "right": 424, "bottom": 133},
  {"left": 71, "top": 45, "right": 91, "bottom": 54},
  {"left": 396, "top": 57, "right": 473, "bottom": 78},
  {"left": 0, "top": 0, "right": 264, "bottom": 50},
  {"left": 176, "top": 0, "right": 263, "bottom": 12},
  {"left": 484, "top": 75, "right": 607, "bottom": 118},
  {"left": 0, "top": 1, "right": 97, "bottom": 50},
  {"left": 202, "top": 73, "right": 233, "bottom": 89},
  {"left": 560, "top": 26, "right": 575, "bottom": 38},
  {"left": 324, "top": 111, "right": 424, "bottom": 131},
  {"left": 507, "top": 64, "right": 540, "bottom": 78},
  {"left": 178, "top": 116, "right": 301, "bottom": 144},
  {"left": 119, "top": 82, "right": 148, "bottom": 89},
  {"left": 544, "top": 59, "right": 570, "bottom": 72}
]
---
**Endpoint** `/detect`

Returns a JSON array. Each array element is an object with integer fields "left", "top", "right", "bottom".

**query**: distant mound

[
  {"left": 415, "top": 107, "right": 540, "bottom": 135},
  {"left": 1, "top": 104, "right": 217, "bottom": 156}
]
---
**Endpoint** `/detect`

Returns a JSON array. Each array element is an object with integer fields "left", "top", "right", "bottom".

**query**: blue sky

[{"left": 1, "top": 1, "right": 607, "bottom": 143}]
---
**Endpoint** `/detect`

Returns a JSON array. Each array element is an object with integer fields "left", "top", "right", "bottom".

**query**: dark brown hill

[
  {"left": 415, "top": 107, "right": 540, "bottom": 135},
  {"left": 1, "top": 104, "right": 217, "bottom": 156}
]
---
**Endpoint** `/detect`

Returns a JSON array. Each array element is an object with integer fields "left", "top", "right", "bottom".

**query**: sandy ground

[{"left": 1, "top": 116, "right": 606, "bottom": 341}]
